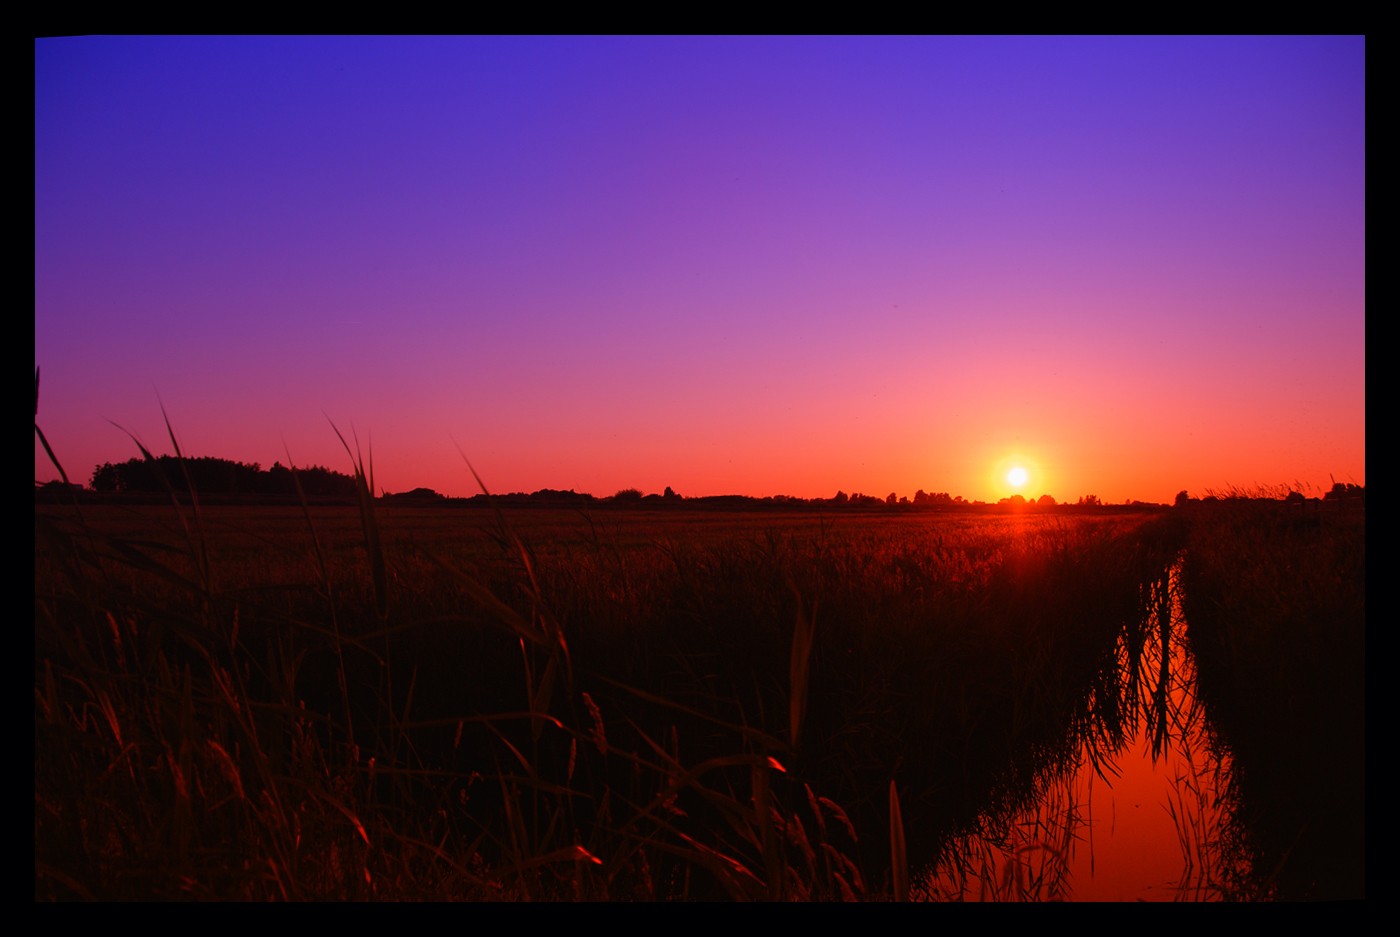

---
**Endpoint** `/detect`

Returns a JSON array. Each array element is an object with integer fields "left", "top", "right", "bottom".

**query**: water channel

[{"left": 919, "top": 560, "right": 1243, "bottom": 901}]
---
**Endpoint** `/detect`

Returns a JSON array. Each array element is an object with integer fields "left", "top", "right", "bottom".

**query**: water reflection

[{"left": 919, "top": 559, "right": 1245, "bottom": 901}]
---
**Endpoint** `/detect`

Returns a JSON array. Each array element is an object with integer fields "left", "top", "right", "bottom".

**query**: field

[
  {"left": 1176, "top": 499, "right": 1366, "bottom": 901},
  {"left": 34, "top": 495, "right": 1362, "bottom": 900}
]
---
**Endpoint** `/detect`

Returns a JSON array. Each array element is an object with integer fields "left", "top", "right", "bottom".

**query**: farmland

[{"left": 35, "top": 498, "right": 1362, "bottom": 900}]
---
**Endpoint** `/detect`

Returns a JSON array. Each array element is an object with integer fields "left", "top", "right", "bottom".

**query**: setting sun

[{"left": 989, "top": 453, "right": 1043, "bottom": 500}]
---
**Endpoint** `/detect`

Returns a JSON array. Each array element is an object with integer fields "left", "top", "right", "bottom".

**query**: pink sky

[{"left": 35, "top": 36, "right": 1365, "bottom": 503}]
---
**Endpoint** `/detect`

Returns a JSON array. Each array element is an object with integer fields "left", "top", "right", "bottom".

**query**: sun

[{"left": 990, "top": 452, "right": 1044, "bottom": 499}]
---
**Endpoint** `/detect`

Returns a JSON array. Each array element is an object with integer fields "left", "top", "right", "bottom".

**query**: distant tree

[
  {"left": 35, "top": 479, "right": 84, "bottom": 502},
  {"left": 886, "top": 492, "right": 897, "bottom": 505},
  {"left": 292, "top": 465, "right": 357, "bottom": 498},
  {"left": 613, "top": 488, "right": 643, "bottom": 501},
  {"left": 385, "top": 487, "right": 445, "bottom": 502},
  {"left": 662, "top": 485, "right": 680, "bottom": 501},
  {"left": 1078, "top": 494, "right": 1101, "bottom": 507},
  {"left": 832, "top": 490, "right": 848, "bottom": 505},
  {"left": 267, "top": 461, "right": 294, "bottom": 494},
  {"left": 90, "top": 462, "right": 121, "bottom": 492},
  {"left": 525, "top": 488, "right": 593, "bottom": 504},
  {"left": 88, "top": 455, "right": 355, "bottom": 498},
  {"left": 1036, "top": 494, "right": 1056, "bottom": 506},
  {"left": 1174, "top": 490, "right": 1191, "bottom": 508}
]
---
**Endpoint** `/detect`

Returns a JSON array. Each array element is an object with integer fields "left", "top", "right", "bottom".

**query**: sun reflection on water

[{"left": 917, "top": 561, "right": 1245, "bottom": 901}]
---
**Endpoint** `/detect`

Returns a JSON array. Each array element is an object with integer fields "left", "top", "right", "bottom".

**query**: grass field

[
  {"left": 1176, "top": 498, "right": 1365, "bottom": 900},
  {"left": 35, "top": 491, "right": 1361, "bottom": 900}
]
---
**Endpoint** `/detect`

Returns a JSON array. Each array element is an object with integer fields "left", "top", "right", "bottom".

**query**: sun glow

[{"left": 989, "top": 452, "right": 1045, "bottom": 500}]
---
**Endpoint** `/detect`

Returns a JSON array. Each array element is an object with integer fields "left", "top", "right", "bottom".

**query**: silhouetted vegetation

[
  {"left": 44, "top": 445, "right": 1188, "bottom": 515},
  {"left": 1177, "top": 497, "right": 1365, "bottom": 900},
  {"left": 34, "top": 403, "right": 1360, "bottom": 899},
  {"left": 37, "top": 485, "right": 1193, "bottom": 899},
  {"left": 382, "top": 486, "right": 447, "bottom": 503},
  {"left": 88, "top": 455, "right": 358, "bottom": 500},
  {"left": 1324, "top": 481, "right": 1365, "bottom": 502}
]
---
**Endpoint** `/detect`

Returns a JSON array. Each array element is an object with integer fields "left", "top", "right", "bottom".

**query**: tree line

[
  {"left": 36, "top": 453, "right": 1228, "bottom": 510},
  {"left": 87, "top": 456, "right": 358, "bottom": 499}
]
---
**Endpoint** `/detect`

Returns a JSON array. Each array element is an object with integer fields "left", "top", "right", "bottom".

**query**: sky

[{"left": 35, "top": 36, "right": 1365, "bottom": 504}]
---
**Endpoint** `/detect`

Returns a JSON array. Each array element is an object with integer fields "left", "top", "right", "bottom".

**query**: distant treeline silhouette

[
  {"left": 48, "top": 452, "right": 1339, "bottom": 511},
  {"left": 88, "top": 456, "right": 358, "bottom": 499},
  {"left": 35, "top": 456, "right": 1174, "bottom": 511}
]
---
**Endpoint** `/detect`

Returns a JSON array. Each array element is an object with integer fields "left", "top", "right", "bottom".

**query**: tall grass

[
  {"left": 1176, "top": 498, "right": 1364, "bottom": 900},
  {"left": 39, "top": 409, "right": 1226, "bottom": 900},
  {"left": 36, "top": 449, "right": 888, "bottom": 897},
  {"left": 920, "top": 541, "right": 1253, "bottom": 902}
]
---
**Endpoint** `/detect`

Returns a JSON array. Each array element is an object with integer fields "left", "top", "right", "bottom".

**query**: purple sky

[{"left": 35, "top": 36, "right": 1365, "bottom": 503}]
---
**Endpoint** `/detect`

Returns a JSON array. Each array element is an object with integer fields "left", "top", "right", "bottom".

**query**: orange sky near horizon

[{"left": 36, "top": 37, "right": 1365, "bottom": 505}]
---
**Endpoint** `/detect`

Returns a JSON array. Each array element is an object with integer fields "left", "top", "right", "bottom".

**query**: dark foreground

[{"left": 35, "top": 500, "right": 1363, "bottom": 900}]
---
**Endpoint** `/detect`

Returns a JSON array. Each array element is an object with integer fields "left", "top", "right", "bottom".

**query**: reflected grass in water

[
  {"left": 919, "top": 552, "right": 1242, "bottom": 902},
  {"left": 924, "top": 498, "right": 1367, "bottom": 903}
]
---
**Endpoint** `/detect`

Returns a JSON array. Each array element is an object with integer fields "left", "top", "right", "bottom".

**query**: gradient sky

[{"left": 35, "top": 36, "right": 1365, "bottom": 503}]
